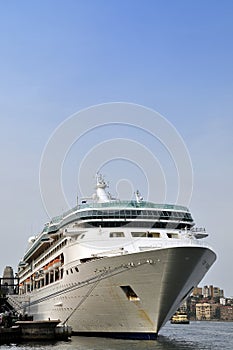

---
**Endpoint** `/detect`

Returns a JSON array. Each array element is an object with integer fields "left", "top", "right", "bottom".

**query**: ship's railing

[
  {"left": 161, "top": 237, "right": 208, "bottom": 248},
  {"left": 78, "top": 200, "right": 189, "bottom": 211},
  {"left": 136, "top": 233, "right": 209, "bottom": 249}
]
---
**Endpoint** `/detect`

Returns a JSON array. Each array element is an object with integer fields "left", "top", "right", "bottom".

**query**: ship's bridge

[{"left": 50, "top": 200, "right": 194, "bottom": 231}]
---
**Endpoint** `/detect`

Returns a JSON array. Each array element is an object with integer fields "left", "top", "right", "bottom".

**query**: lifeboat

[
  {"left": 47, "top": 261, "right": 54, "bottom": 271},
  {"left": 53, "top": 258, "right": 61, "bottom": 268},
  {"left": 43, "top": 265, "right": 49, "bottom": 273}
]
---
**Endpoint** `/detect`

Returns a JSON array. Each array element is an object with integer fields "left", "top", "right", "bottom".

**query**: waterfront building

[
  {"left": 179, "top": 300, "right": 188, "bottom": 313},
  {"left": 226, "top": 298, "right": 233, "bottom": 306},
  {"left": 202, "top": 285, "right": 224, "bottom": 299},
  {"left": 220, "top": 297, "right": 226, "bottom": 306},
  {"left": 213, "top": 287, "right": 224, "bottom": 298},
  {"left": 219, "top": 305, "right": 233, "bottom": 321},
  {"left": 203, "top": 286, "right": 211, "bottom": 298},
  {"left": 192, "top": 287, "right": 202, "bottom": 297},
  {"left": 195, "top": 303, "right": 218, "bottom": 320}
]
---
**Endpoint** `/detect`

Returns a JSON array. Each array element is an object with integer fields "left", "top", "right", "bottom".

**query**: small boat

[{"left": 171, "top": 312, "right": 190, "bottom": 324}]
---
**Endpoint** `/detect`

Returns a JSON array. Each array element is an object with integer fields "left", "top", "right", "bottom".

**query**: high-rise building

[{"left": 192, "top": 287, "right": 202, "bottom": 296}]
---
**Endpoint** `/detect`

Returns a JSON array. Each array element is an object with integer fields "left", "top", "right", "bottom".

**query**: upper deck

[
  {"left": 21, "top": 175, "right": 194, "bottom": 263},
  {"left": 49, "top": 200, "right": 193, "bottom": 228}
]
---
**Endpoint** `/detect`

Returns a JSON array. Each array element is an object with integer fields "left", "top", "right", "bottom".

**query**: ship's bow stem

[{"left": 155, "top": 246, "right": 216, "bottom": 332}]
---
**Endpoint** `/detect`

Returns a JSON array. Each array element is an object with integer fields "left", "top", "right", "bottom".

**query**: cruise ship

[{"left": 10, "top": 174, "right": 216, "bottom": 339}]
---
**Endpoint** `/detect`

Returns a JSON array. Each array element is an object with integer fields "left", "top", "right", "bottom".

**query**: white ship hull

[{"left": 17, "top": 246, "right": 216, "bottom": 339}]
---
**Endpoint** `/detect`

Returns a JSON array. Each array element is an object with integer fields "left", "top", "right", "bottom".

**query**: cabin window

[
  {"left": 110, "top": 232, "right": 125, "bottom": 238},
  {"left": 131, "top": 232, "right": 160, "bottom": 238},
  {"left": 148, "top": 232, "right": 160, "bottom": 238},
  {"left": 131, "top": 232, "right": 146, "bottom": 237},
  {"left": 167, "top": 233, "right": 179, "bottom": 238}
]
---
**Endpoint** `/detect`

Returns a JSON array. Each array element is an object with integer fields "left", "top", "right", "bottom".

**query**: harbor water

[{"left": 0, "top": 321, "right": 232, "bottom": 350}]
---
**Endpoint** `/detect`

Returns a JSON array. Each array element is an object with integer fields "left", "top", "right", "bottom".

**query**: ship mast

[{"left": 95, "top": 173, "right": 111, "bottom": 203}]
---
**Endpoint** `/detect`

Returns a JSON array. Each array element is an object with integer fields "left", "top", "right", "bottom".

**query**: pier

[
  {"left": 16, "top": 320, "right": 72, "bottom": 341},
  {"left": 0, "top": 271, "right": 71, "bottom": 344},
  {"left": 0, "top": 326, "right": 20, "bottom": 344},
  {"left": 0, "top": 320, "right": 72, "bottom": 344}
]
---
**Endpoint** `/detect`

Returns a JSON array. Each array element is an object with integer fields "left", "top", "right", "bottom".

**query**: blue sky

[{"left": 0, "top": 1, "right": 233, "bottom": 295}]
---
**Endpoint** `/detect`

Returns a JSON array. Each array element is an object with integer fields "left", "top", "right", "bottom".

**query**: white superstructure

[{"left": 12, "top": 174, "right": 216, "bottom": 339}]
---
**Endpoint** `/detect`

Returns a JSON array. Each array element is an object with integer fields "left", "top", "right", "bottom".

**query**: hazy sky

[{"left": 0, "top": 1, "right": 233, "bottom": 296}]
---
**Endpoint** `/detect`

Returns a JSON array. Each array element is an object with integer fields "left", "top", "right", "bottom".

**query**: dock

[
  {"left": 0, "top": 272, "right": 72, "bottom": 344},
  {"left": 0, "top": 320, "right": 72, "bottom": 344},
  {"left": 0, "top": 326, "right": 20, "bottom": 344}
]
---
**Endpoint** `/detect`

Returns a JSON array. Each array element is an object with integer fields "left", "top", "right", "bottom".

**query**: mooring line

[{"left": 62, "top": 278, "right": 100, "bottom": 325}]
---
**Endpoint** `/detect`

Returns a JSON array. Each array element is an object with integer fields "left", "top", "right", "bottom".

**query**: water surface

[{"left": 1, "top": 321, "right": 232, "bottom": 350}]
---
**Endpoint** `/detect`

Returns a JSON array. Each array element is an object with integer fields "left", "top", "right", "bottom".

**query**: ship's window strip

[
  {"left": 77, "top": 221, "right": 193, "bottom": 230},
  {"left": 75, "top": 209, "right": 193, "bottom": 222}
]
